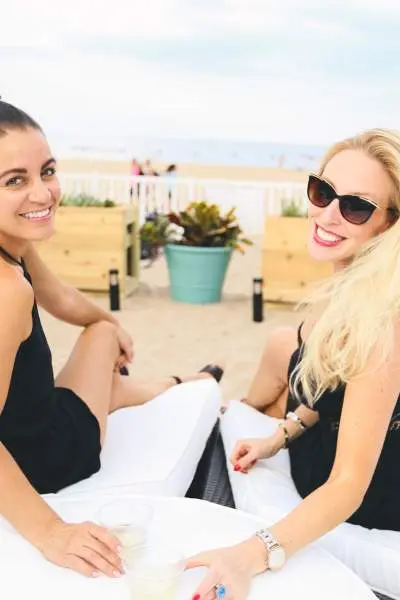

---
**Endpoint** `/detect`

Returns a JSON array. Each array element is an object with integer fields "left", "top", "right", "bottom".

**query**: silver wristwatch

[{"left": 255, "top": 529, "right": 286, "bottom": 571}]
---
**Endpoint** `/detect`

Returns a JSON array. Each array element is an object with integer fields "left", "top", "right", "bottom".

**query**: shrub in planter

[
  {"left": 139, "top": 201, "right": 252, "bottom": 303},
  {"left": 60, "top": 193, "right": 116, "bottom": 208},
  {"left": 280, "top": 199, "right": 307, "bottom": 218}
]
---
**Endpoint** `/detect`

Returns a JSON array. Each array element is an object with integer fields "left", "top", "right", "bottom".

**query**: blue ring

[{"left": 215, "top": 584, "right": 227, "bottom": 598}]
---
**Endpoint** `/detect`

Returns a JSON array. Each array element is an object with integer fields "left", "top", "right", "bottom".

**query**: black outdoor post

[
  {"left": 252, "top": 277, "right": 264, "bottom": 322},
  {"left": 109, "top": 268, "right": 120, "bottom": 311}
]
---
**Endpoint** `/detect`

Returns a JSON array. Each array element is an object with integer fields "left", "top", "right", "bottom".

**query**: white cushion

[
  {"left": 0, "top": 493, "right": 375, "bottom": 600},
  {"left": 221, "top": 400, "right": 400, "bottom": 600},
  {"left": 53, "top": 379, "right": 220, "bottom": 498}
]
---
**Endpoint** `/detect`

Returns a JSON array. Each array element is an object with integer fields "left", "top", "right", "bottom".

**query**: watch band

[
  {"left": 255, "top": 528, "right": 286, "bottom": 571},
  {"left": 255, "top": 530, "right": 270, "bottom": 571}
]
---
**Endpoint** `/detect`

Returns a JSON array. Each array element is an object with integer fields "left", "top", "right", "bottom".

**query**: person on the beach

[
  {"left": 129, "top": 157, "right": 142, "bottom": 198},
  {"left": 130, "top": 158, "right": 141, "bottom": 177},
  {"left": 187, "top": 129, "right": 400, "bottom": 599},
  {"left": 164, "top": 163, "right": 177, "bottom": 210},
  {"left": 142, "top": 158, "right": 158, "bottom": 176},
  {"left": 0, "top": 101, "right": 223, "bottom": 579}
]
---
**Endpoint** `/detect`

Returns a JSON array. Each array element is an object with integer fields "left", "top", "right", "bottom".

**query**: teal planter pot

[{"left": 165, "top": 244, "right": 233, "bottom": 304}]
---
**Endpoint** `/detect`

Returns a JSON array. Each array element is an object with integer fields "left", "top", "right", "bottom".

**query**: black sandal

[
  {"left": 199, "top": 364, "right": 224, "bottom": 383},
  {"left": 170, "top": 365, "right": 224, "bottom": 385}
]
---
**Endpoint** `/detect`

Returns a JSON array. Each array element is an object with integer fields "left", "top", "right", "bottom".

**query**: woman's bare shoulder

[{"left": 0, "top": 264, "right": 33, "bottom": 321}]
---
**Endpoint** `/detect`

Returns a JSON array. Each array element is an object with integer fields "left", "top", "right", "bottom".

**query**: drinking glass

[
  {"left": 124, "top": 543, "right": 186, "bottom": 600},
  {"left": 97, "top": 498, "right": 154, "bottom": 562}
]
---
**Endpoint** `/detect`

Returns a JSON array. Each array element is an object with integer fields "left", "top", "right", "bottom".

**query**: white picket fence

[{"left": 58, "top": 173, "right": 307, "bottom": 235}]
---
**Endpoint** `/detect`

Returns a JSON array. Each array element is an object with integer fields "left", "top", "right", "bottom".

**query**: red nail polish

[
  {"left": 234, "top": 464, "right": 241, "bottom": 472},
  {"left": 192, "top": 595, "right": 200, "bottom": 600}
]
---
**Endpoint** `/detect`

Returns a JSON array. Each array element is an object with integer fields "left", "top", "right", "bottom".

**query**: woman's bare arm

[
  {"left": 245, "top": 327, "right": 299, "bottom": 412},
  {"left": 264, "top": 402, "right": 320, "bottom": 453},
  {"left": 25, "top": 244, "right": 118, "bottom": 328},
  {"left": 0, "top": 443, "right": 62, "bottom": 547}
]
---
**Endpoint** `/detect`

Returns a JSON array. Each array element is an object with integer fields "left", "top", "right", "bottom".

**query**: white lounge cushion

[
  {"left": 53, "top": 379, "right": 220, "bottom": 498},
  {"left": 0, "top": 493, "right": 376, "bottom": 600},
  {"left": 221, "top": 400, "right": 400, "bottom": 600}
]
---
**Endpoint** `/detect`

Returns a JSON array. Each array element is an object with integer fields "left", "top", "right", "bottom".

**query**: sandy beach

[
  {"left": 58, "top": 157, "right": 308, "bottom": 183},
  {"left": 41, "top": 236, "right": 304, "bottom": 404}
]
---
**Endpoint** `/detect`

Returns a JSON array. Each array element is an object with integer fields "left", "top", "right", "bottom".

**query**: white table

[{"left": 0, "top": 493, "right": 375, "bottom": 600}]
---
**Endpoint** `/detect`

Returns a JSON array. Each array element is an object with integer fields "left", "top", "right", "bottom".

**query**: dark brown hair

[{"left": 0, "top": 99, "right": 42, "bottom": 137}]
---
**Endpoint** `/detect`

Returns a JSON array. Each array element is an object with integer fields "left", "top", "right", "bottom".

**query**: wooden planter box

[
  {"left": 36, "top": 205, "right": 140, "bottom": 296},
  {"left": 262, "top": 216, "right": 332, "bottom": 303}
]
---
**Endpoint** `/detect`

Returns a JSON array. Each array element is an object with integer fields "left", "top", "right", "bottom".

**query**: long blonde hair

[{"left": 292, "top": 129, "right": 400, "bottom": 405}]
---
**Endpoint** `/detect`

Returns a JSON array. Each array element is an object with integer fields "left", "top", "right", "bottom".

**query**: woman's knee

[
  {"left": 268, "top": 326, "right": 297, "bottom": 343},
  {"left": 261, "top": 327, "right": 297, "bottom": 360},
  {"left": 84, "top": 320, "right": 116, "bottom": 336},
  {"left": 83, "top": 321, "right": 119, "bottom": 354}
]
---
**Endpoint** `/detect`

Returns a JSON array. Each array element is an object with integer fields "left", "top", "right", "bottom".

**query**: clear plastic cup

[
  {"left": 97, "top": 499, "right": 154, "bottom": 562},
  {"left": 124, "top": 543, "right": 186, "bottom": 600}
]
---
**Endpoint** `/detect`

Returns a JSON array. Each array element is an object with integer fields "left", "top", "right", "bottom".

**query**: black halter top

[{"left": 0, "top": 245, "right": 23, "bottom": 268}]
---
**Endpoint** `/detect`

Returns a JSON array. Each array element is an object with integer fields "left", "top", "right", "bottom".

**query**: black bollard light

[
  {"left": 109, "top": 269, "right": 120, "bottom": 311},
  {"left": 252, "top": 277, "right": 264, "bottom": 322}
]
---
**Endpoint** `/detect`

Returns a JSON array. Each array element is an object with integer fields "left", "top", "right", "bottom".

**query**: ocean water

[{"left": 53, "top": 136, "right": 326, "bottom": 171}]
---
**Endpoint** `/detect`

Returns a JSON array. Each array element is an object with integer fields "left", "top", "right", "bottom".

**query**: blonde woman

[{"left": 187, "top": 130, "right": 400, "bottom": 599}]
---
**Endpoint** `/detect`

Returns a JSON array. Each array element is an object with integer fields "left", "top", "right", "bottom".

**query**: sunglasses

[{"left": 307, "top": 174, "right": 397, "bottom": 225}]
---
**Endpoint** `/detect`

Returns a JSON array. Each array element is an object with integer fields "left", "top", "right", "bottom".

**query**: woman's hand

[
  {"left": 115, "top": 325, "right": 134, "bottom": 370},
  {"left": 39, "top": 520, "right": 124, "bottom": 578},
  {"left": 231, "top": 435, "right": 282, "bottom": 473},
  {"left": 186, "top": 538, "right": 265, "bottom": 600}
]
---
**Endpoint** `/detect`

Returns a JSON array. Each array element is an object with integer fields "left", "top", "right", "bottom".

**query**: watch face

[{"left": 269, "top": 546, "right": 286, "bottom": 570}]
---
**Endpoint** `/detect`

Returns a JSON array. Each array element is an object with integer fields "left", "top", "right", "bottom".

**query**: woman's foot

[{"left": 198, "top": 364, "right": 224, "bottom": 382}]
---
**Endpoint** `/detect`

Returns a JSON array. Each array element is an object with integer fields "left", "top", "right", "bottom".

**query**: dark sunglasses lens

[
  {"left": 340, "top": 196, "right": 375, "bottom": 225},
  {"left": 308, "top": 177, "right": 333, "bottom": 208}
]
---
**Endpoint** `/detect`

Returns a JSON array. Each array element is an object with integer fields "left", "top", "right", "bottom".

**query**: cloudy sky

[{"left": 1, "top": 0, "right": 400, "bottom": 147}]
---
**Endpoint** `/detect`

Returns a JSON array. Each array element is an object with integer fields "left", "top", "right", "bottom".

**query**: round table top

[{"left": 0, "top": 493, "right": 374, "bottom": 600}]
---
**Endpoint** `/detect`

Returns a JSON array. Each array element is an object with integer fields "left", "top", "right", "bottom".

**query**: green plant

[
  {"left": 60, "top": 193, "right": 116, "bottom": 207},
  {"left": 139, "top": 202, "right": 252, "bottom": 262},
  {"left": 281, "top": 199, "right": 307, "bottom": 218},
  {"left": 168, "top": 201, "right": 252, "bottom": 253},
  {"left": 140, "top": 214, "right": 171, "bottom": 248}
]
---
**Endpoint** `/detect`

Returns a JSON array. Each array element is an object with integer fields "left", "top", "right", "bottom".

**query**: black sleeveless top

[
  {"left": 0, "top": 247, "right": 101, "bottom": 493},
  {"left": 0, "top": 248, "right": 55, "bottom": 440},
  {"left": 288, "top": 323, "right": 400, "bottom": 531},
  {"left": 1, "top": 272, "right": 56, "bottom": 436}
]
